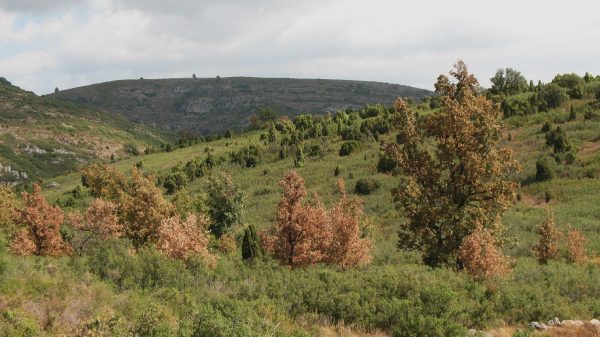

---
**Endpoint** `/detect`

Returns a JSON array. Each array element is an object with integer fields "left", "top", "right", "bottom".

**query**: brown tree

[
  {"left": 156, "top": 213, "right": 214, "bottom": 264},
  {"left": 66, "top": 198, "right": 122, "bottom": 255},
  {"left": 457, "top": 222, "right": 510, "bottom": 281},
  {"left": 532, "top": 210, "right": 561, "bottom": 264},
  {"left": 118, "top": 167, "right": 175, "bottom": 247},
  {"left": 385, "top": 61, "right": 519, "bottom": 267},
  {"left": 81, "top": 165, "right": 175, "bottom": 247},
  {"left": 81, "top": 164, "right": 127, "bottom": 199},
  {"left": 263, "top": 171, "right": 371, "bottom": 268},
  {"left": 326, "top": 179, "right": 372, "bottom": 268},
  {"left": 10, "top": 184, "right": 72, "bottom": 256},
  {"left": 565, "top": 225, "right": 587, "bottom": 264}
]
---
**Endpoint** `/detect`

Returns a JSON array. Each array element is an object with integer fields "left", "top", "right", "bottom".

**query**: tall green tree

[
  {"left": 490, "top": 68, "right": 528, "bottom": 95},
  {"left": 385, "top": 61, "right": 520, "bottom": 267},
  {"left": 206, "top": 173, "right": 245, "bottom": 238},
  {"left": 241, "top": 224, "right": 263, "bottom": 261}
]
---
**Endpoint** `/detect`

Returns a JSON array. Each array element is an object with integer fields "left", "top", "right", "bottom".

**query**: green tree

[
  {"left": 552, "top": 73, "right": 585, "bottom": 99},
  {"left": 206, "top": 174, "right": 245, "bottom": 238},
  {"left": 490, "top": 68, "right": 528, "bottom": 95},
  {"left": 241, "top": 224, "right": 263, "bottom": 261},
  {"left": 385, "top": 61, "right": 519, "bottom": 267},
  {"left": 538, "top": 83, "right": 568, "bottom": 110}
]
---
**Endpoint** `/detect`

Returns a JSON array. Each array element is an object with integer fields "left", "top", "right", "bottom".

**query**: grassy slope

[
  {"left": 50, "top": 77, "right": 433, "bottom": 134},
  {"left": 44, "top": 98, "right": 600, "bottom": 258},
  {"left": 2, "top": 97, "right": 600, "bottom": 336},
  {"left": 0, "top": 81, "right": 172, "bottom": 182}
]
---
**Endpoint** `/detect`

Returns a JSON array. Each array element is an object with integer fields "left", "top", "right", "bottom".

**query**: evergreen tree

[{"left": 241, "top": 224, "right": 263, "bottom": 261}]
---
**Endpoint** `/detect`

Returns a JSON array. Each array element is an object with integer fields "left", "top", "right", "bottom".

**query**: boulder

[
  {"left": 529, "top": 322, "right": 549, "bottom": 330},
  {"left": 590, "top": 319, "right": 600, "bottom": 325},
  {"left": 547, "top": 317, "right": 561, "bottom": 326}
]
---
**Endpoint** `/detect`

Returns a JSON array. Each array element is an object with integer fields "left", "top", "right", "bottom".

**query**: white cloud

[{"left": 0, "top": 0, "right": 599, "bottom": 94}]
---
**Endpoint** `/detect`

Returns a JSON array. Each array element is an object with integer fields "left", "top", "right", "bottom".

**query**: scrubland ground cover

[{"left": 2, "top": 65, "right": 600, "bottom": 336}]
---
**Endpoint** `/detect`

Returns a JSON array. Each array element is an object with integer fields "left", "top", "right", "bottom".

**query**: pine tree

[{"left": 241, "top": 224, "right": 263, "bottom": 261}]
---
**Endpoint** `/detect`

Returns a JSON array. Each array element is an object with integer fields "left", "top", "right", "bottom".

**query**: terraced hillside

[
  {"left": 51, "top": 77, "right": 432, "bottom": 134},
  {"left": 0, "top": 79, "right": 170, "bottom": 183}
]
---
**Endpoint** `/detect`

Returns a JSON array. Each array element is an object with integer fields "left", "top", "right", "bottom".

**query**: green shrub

[
  {"left": 535, "top": 158, "right": 555, "bottom": 182},
  {"left": 339, "top": 141, "right": 361, "bottom": 156},
  {"left": 355, "top": 177, "right": 381, "bottom": 195},
  {"left": 377, "top": 154, "right": 397, "bottom": 174}
]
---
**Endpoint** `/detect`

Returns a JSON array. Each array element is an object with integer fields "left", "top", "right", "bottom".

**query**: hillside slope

[
  {"left": 50, "top": 77, "right": 432, "bottom": 134},
  {"left": 0, "top": 79, "right": 170, "bottom": 183}
]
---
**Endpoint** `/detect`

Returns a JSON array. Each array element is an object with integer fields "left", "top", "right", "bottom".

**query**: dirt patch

[
  {"left": 521, "top": 193, "right": 549, "bottom": 207},
  {"left": 579, "top": 140, "right": 600, "bottom": 158}
]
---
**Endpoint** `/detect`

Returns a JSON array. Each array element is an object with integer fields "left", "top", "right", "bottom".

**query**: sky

[{"left": 0, "top": 0, "right": 599, "bottom": 95}]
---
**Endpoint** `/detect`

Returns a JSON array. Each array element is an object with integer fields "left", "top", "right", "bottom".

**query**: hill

[
  {"left": 0, "top": 78, "right": 171, "bottom": 183},
  {"left": 50, "top": 77, "right": 433, "bottom": 134},
  {"left": 3, "top": 68, "right": 600, "bottom": 336}
]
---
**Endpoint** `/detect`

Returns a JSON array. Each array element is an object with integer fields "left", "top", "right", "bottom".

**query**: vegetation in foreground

[{"left": 1, "top": 63, "right": 600, "bottom": 336}]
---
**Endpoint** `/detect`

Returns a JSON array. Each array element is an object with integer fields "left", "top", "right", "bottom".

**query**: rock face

[{"left": 52, "top": 77, "right": 433, "bottom": 135}]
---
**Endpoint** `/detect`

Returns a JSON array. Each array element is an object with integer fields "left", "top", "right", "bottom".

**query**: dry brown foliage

[
  {"left": 218, "top": 233, "right": 237, "bottom": 254},
  {"left": 565, "top": 225, "right": 588, "bottom": 264},
  {"left": 156, "top": 213, "right": 215, "bottom": 264},
  {"left": 457, "top": 222, "right": 511, "bottom": 281},
  {"left": 263, "top": 170, "right": 371, "bottom": 268},
  {"left": 532, "top": 209, "right": 561, "bottom": 263},
  {"left": 385, "top": 60, "right": 519, "bottom": 267},
  {"left": 10, "top": 184, "right": 72, "bottom": 257},
  {"left": 66, "top": 199, "right": 122, "bottom": 255}
]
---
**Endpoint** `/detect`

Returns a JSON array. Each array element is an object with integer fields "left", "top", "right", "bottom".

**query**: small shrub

[
  {"left": 565, "top": 226, "right": 587, "bottom": 264},
  {"left": 339, "top": 141, "right": 361, "bottom": 156},
  {"left": 535, "top": 158, "right": 555, "bottom": 182},
  {"left": 532, "top": 210, "right": 561, "bottom": 264},
  {"left": 354, "top": 177, "right": 381, "bottom": 195}
]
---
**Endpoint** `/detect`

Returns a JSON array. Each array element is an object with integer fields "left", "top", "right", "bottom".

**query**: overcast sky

[{"left": 0, "top": 0, "right": 599, "bottom": 95}]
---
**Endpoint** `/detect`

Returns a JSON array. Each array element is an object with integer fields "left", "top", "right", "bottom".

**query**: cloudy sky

[{"left": 0, "top": 0, "right": 599, "bottom": 94}]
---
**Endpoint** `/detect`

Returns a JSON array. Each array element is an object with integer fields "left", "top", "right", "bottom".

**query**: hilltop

[
  {"left": 0, "top": 78, "right": 171, "bottom": 183},
  {"left": 50, "top": 77, "right": 432, "bottom": 134}
]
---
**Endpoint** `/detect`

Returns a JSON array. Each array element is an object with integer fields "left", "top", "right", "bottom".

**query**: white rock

[
  {"left": 590, "top": 319, "right": 600, "bottom": 325},
  {"left": 547, "top": 317, "right": 561, "bottom": 326},
  {"left": 529, "top": 322, "right": 549, "bottom": 330}
]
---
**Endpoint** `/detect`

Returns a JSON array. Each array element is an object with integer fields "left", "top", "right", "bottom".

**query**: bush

[
  {"left": 552, "top": 73, "right": 585, "bottom": 99},
  {"left": 163, "top": 171, "right": 188, "bottom": 194},
  {"left": 339, "top": 141, "right": 361, "bottom": 156},
  {"left": 535, "top": 158, "right": 555, "bottom": 182},
  {"left": 377, "top": 154, "right": 397, "bottom": 174},
  {"left": 354, "top": 177, "right": 381, "bottom": 195},
  {"left": 123, "top": 143, "right": 140, "bottom": 156},
  {"left": 206, "top": 174, "right": 245, "bottom": 238},
  {"left": 538, "top": 83, "right": 568, "bottom": 110}
]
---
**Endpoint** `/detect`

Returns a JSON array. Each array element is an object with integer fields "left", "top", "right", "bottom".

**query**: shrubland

[{"left": 2, "top": 62, "right": 600, "bottom": 336}]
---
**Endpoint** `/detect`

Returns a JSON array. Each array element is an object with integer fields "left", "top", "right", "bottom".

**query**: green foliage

[
  {"left": 241, "top": 224, "right": 263, "bottom": 261},
  {"left": 377, "top": 154, "right": 397, "bottom": 174},
  {"left": 230, "top": 144, "right": 262, "bottom": 168},
  {"left": 538, "top": 83, "right": 569, "bottom": 110},
  {"left": 552, "top": 73, "right": 586, "bottom": 99},
  {"left": 206, "top": 174, "right": 245, "bottom": 238},
  {"left": 545, "top": 126, "right": 572, "bottom": 153},
  {"left": 355, "top": 177, "right": 381, "bottom": 195},
  {"left": 163, "top": 171, "right": 188, "bottom": 194},
  {"left": 339, "top": 140, "right": 361, "bottom": 156},
  {"left": 490, "top": 68, "right": 528, "bottom": 95},
  {"left": 535, "top": 158, "right": 556, "bottom": 182}
]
